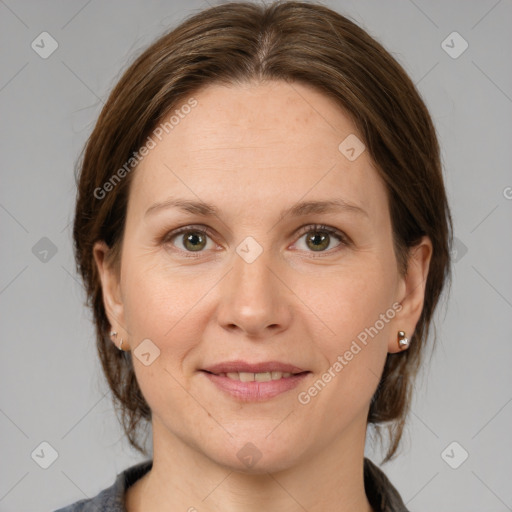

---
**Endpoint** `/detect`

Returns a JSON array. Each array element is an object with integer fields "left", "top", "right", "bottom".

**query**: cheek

[
  {"left": 120, "top": 255, "right": 203, "bottom": 354},
  {"left": 294, "top": 257, "right": 396, "bottom": 405},
  {"left": 300, "top": 255, "right": 396, "bottom": 341},
  {"left": 123, "top": 243, "right": 195, "bottom": 317},
  {"left": 120, "top": 260, "right": 211, "bottom": 424}
]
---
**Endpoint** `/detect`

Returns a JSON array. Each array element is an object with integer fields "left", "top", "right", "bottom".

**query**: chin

[{"left": 206, "top": 433, "right": 305, "bottom": 475}]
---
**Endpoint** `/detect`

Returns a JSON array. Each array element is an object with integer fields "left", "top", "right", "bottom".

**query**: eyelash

[{"left": 160, "top": 223, "right": 351, "bottom": 258}]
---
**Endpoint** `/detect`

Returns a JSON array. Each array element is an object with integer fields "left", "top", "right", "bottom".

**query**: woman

[{"left": 56, "top": 1, "right": 452, "bottom": 511}]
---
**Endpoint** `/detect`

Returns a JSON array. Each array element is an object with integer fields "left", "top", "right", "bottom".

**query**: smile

[{"left": 200, "top": 369, "right": 310, "bottom": 401}]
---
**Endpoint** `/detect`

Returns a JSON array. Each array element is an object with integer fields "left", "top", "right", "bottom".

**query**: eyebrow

[{"left": 145, "top": 197, "right": 368, "bottom": 221}]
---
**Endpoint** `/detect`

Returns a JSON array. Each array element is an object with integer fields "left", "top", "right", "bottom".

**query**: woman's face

[{"left": 95, "top": 80, "right": 431, "bottom": 472}]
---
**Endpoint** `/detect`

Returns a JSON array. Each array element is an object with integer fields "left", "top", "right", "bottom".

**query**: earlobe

[
  {"left": 388, "top": 236, "right": 433, "bottom": 354},
  {"left": 92, "top": 241, "right": 126, "bottom": 342}
]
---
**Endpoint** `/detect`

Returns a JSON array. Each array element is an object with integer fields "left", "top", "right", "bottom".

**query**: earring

[
  {"left": 397, "top": 330, "right": 409, "bottom": 350},
  {"left": 110, "top": 331, "right": 124, "bottom": 351}
]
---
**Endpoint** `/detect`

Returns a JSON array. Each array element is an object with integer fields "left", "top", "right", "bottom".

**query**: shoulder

[
  {"left": 53, "top": 460, "right": 153, "bottom": 512},
  {"left": 364, "top": 457, "right": 410, "bottom": 512}
]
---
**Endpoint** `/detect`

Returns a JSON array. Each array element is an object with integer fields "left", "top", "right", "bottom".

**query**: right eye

[{"left": 162, "top": 225, "right": 217, "bottom": 253}]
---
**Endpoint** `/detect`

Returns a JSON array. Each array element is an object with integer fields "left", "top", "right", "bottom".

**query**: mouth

[
  {"left": 202, "top": 360, "right": 308, "bottom": 375},
  {"left": 201, "top": 370, "right": 305, "bottom": 382},
  {"left": 199, "top": 360, "right": 311, "bottom": 401}
]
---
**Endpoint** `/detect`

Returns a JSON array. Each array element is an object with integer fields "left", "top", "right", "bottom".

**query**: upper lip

[{"left": 202, "top": 360, "right": 308, "bottom": 375}]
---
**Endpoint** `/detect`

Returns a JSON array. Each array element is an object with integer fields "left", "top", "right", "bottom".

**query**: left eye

[{"left": 294, "top": 225, "right": 347, "bottom": 253}]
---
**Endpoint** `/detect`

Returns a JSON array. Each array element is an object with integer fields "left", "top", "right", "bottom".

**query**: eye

[
  {"left": 293, "top": 224, "right": 349, "bottom": 253},
  {"left": 162, "top": 226, "right": 216, "bottom": 253}
]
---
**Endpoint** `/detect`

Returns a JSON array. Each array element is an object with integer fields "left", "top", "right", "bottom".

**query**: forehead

[{"left": 128, "top": 80, "right": 387, "bottom": 220}]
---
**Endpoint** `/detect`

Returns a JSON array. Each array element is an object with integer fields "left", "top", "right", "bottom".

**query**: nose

[{"left": 216, "top": 246, "right": 292, "bottom": 339}]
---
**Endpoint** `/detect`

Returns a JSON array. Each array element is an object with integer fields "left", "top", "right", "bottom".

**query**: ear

[
  {"left": 388, "top": 236, "right": 433, "bottom": 354},
  {"left": 93, "top": 241, "right": 128, "bottom": 349}
]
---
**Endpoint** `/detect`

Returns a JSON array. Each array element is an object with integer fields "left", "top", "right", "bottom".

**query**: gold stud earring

[{"left": 397, "top": 330, "right": 409, "bottom": 350}]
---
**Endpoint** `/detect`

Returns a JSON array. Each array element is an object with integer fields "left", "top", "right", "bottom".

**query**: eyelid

[
  {"left": 160, "top": 224, "right": 216, "bottom": 247},
  {"left": 293, "top": 223, "right": 351, "bottom": 247}
]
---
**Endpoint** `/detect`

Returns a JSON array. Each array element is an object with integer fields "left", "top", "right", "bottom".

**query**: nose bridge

[
  {"left": 234, "top": 240, "right": 274, "bottom": 298},
  {"left": 217, "top": 237, "right": 289, "bottom": 336}
]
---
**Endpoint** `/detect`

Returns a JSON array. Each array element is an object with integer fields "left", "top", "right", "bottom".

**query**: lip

[
  {"left": 201, "top": 371, "right": 310, "bottom": 401},
  {"left": 202, "top": 360, "right": 307, "bottom": 374}
]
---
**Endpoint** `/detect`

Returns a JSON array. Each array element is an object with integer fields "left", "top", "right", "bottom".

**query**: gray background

[{"left": 1, "top": 0, "right": 511, "bottom": 510}]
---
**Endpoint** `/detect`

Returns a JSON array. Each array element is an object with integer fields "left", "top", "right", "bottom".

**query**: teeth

[
  {"left": 221, "top": 371, "right": 293, "bottom": 381},
  {"left": 255, "top": 372, "right": 272, "bottom": 382},
  {"left": 239, "top": 372, "right": 255, "bottom": 382}
]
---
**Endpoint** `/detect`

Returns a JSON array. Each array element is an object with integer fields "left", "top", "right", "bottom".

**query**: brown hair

[{"left": 73, "top": 0, "right": 452, "bottom": 463}]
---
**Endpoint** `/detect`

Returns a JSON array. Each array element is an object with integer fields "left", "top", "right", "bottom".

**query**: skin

[{"left": 94, "top": 80, "right": 432, "bottom": 512}]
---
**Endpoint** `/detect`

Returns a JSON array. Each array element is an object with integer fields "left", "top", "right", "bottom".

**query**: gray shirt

[{"left": 54, "top": 457, "right": 409, "bottom": 512}]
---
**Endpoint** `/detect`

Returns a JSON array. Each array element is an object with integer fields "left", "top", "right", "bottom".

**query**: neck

[{"left": 126, "top": 416, "right": 374, "bottom": 512}]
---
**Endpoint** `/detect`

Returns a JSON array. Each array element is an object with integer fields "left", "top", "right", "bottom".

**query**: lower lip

[{"left": 201, "top": 371, "right": 310, "bottom": 401}]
